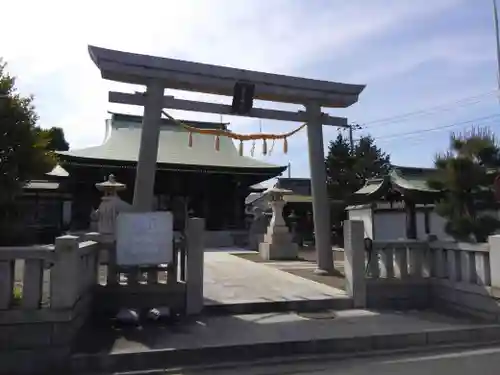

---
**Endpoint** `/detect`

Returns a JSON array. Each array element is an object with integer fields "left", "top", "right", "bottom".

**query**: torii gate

[{"left": 87, "top": 45, "right": 365, "bottom": 274}]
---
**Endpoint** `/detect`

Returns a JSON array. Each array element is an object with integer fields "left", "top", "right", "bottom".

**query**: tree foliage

[
  {"left": 325, "top": 132, "right": 391, "bottom": 200},
  {"left": 428, "top": 127, "right": 500, "bottom": 242},
  {"left": 43, "top": 127, "right": 69, "bottom": 151},
  {"left": 324, "top": 132, "right": 390, "bottom": 243},
  {"left": 0, "top": 59, "right": 56, "bottom": 204}
]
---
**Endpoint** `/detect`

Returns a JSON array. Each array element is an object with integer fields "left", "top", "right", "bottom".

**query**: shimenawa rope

[{"left": 161, "top": 110, "right": 306, "bottom": 156}]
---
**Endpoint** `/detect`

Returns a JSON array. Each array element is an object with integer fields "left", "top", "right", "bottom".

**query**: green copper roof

[
  {"left": 351, "top": 166, "right": 440, "bottom": 203},
  {"left": 389, "top": 167, "right": 439, "bottom": 194},
  {"left": 352, "top": 178, "right": 387, "bottom": 197},
  {"left": 57, "top": 114, "right": 285, "bottom": 172}
]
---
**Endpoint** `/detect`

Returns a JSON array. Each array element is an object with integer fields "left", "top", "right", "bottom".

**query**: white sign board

[{"left": 116, "top": 212, "right": 173, "bottom": 266}]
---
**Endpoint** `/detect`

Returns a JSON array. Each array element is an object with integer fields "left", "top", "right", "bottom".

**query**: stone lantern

[
  {"left": 93, "top": 174, "right": 132, "bottom": 242},
  {"left": 259, "top": 188, "right": 298, "bottom": 260}
]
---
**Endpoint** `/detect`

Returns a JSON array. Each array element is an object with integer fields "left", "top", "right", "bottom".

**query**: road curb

[{"left": 71, "top": 324, "right": 500, "bottom": 374}]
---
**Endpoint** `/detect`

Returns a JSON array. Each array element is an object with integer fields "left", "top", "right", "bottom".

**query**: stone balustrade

[
  {"left": 365, "top": 240, "right": 491, "bottom": 287},
  {"left": 344, "top": 220, "right": 500, "bottom": 321},
  {"left": 0, "top": 234, "right": 99, "bottom": 312},
  {"left": 0, "top": 234, "right": 100, "bottom": 374},
  {"left": 0, "top": 215, "right": 205, "bottom": 374}
]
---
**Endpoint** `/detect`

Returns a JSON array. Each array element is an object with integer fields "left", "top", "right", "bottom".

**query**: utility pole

[
  {"left": 493, "top": 0, "right": 500, "bottom": 101},
  {"left": 348, "top": 123, "right": 362, "bottom": 152},
  {"left": 349, "top": 125, "right": 354, "bottom": 153},
  {"left": 287, "top": 162, "right": 291, "bottom": 178}
]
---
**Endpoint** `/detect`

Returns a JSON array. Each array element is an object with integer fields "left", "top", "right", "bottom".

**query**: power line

[
  {"left": 362, "top": 118, "right": 500, "bottom": 152},
  {"left": 355, "top": 90, "right": 499, "bottom": 129},
  {"left": 377, "top": 113, "right": 500, "bottom": 141},
  {"left": 353, "top": 113, "right": 500, "bottom": 144},
  {"left": 362, "top": 90, "right": 497, "bottom": 127}
]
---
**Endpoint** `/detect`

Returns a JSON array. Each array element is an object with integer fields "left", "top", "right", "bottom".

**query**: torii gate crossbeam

[{"left": 88, "top": 45, "right": 365, "bottom": 275}]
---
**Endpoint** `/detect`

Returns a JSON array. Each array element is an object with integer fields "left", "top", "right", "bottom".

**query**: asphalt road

[{"left": 171, "top": 344, "right": 500, "bottom": 375}]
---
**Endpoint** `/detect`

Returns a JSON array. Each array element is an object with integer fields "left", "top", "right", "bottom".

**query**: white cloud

[
  {"left": 1, "top": 0, "right": 468, "bottom": 173},
  {"left": 341, "top": 32, "right": 495, "bottom": 85}
]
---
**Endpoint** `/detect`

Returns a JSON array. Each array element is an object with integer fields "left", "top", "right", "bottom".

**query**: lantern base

[{"left": 259, "top": 226, "right": 298, "bottom": 260}]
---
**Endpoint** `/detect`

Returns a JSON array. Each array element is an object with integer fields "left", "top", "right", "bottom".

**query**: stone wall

[
  {"left": 0, "top": 294, "right": 91, "bottom": 374},
  {"left": 366, "top": 279, "right": 431, "bottom": 310},
  {"left": 365, "top": 277, "right": 500, "bottom": 322},
  {"left": 431, "top": 280, "right": 500, "bottom": 321}
]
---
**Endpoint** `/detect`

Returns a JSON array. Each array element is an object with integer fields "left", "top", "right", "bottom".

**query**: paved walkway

[{"left": 203, "top": 251, "right": 346, "bottom": 306}]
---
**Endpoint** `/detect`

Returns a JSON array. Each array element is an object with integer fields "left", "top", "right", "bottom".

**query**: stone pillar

[
  {"left": 51, "top": 235, "right": 80, "bottom": 308},
  {"left": 259, "top": 188, "right": 298, "bottom": 260},
  {"left": 288, "top": 210, "right": 301, "bottom": 246},
  {"left": 488, "top": 235, "right": 500, "bottom": 288},
  {"left": 248, "top": 207, "right": 268, "bottom": 250},
  {"left": 306, "top": 102, "right": 333, "bottom": 274},
  {"left": 343, "top": 220, "right": 367, "bottom": 308},
  {"left": 186, "top": 217, "right": 205, "bottom": 315},
  {"left": 133, "top": 81, "right": 164, "bottom": 212}
]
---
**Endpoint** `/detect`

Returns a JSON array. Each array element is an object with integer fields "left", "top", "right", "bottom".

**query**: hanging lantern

[
  {"left": 215, "top": 135, "right": 220, "bottom": 151},
  {"left": 283, "top": 138, "right": 288, "bottom": 154},
  {"left": 262, "top": 139, "right": 267, "bottom": 155},
  {"left": 188, "top": 132, "right": 193, "bottom": 147},
  {"left": 269, "top": 139, "right": 275, "bottom": 155},
  {"left": 250, "top": 140, "right": 256, "bottom": 156},
  {"left": 238, "top": 140, "right": 244, "bottom": 156}
]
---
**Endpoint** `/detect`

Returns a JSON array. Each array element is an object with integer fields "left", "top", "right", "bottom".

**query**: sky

[{"left": 2, "top": 0, "right": 500, "bottom": 182}]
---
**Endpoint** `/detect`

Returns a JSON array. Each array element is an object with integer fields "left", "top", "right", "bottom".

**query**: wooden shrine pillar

[{"left": 405, "top": 198, "right": 417, "bottom": 239}]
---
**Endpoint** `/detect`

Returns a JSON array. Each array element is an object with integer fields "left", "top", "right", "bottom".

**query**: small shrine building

[{"left": 347, "top": 166, "right": 445, "bottom": 241}]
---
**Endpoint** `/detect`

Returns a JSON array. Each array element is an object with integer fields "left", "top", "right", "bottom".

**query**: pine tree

[
  {"left": 325, "top": 132, "right": 390, "bottom": 239},
  {"left": 428, "top": 127, "right": 500, "bottom": 242},
  {"left": 325, "top": 133, "right": 390, "bottom": 200}
]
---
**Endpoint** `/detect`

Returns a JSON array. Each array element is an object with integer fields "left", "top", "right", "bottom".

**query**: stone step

[
  {"left": 70, "top": 322, "right": 500, "bottom": 374},
  {"left": 203, "top": 295, "right": 354, "bottom": 315}
]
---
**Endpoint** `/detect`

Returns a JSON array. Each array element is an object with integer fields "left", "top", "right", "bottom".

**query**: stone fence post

[
  {"left": 186, "top": 217, "right": 205, "bottom": 315},
  {"left": 51, "top": 235, "right": 80, "bottom": 309},
  {"left": 488, "top": 235, "right": 500, "bottom": 288},
  {"left": 343, "top": 220, "right": 366, "bottom": 308}
]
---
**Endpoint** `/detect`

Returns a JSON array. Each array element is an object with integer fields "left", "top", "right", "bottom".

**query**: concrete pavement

[
  {"left": 168, "top": 344, "right": 500, "bottom": 374},
  {"left": 203, "top": 251, "right": 348, "bottom": 313}
]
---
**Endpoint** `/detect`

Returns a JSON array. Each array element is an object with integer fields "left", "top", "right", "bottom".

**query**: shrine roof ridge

[
  {"left": 109, "top": 112, "right": 228, "bottom": 130},
  {"left": 57, "top": 116, "right": 286, "bottom": 173},
  {"left": 89, "top": 45, "right": 366, "bottom": 108}
]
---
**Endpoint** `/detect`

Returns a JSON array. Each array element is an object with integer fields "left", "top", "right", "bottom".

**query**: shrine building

[{"left": 56, "top": 112, "right": 286, "bottom": 235}]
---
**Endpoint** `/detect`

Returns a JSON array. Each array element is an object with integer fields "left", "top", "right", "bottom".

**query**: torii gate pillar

[
  {"left": 306, "top": 103, "right": 333, "bottom": 274},
  {"left": 132, "top": 82, "right": 164, "bottom": 212}
]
